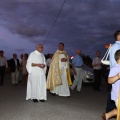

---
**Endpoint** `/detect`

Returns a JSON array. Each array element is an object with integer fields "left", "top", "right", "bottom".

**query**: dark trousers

[
  {"left": 93, "top": 69, "right": 102, "bottom": 90},
  {"left": 106, "top": 93, "right": 116, "bottom": 112},
  {"left": 0, "top": 66, "right": 5, "bottom": 86}
]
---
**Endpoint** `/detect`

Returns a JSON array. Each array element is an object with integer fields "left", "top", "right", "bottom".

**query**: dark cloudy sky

[{"left": 0, "top": 0, "right": 120, "bottom": 59}]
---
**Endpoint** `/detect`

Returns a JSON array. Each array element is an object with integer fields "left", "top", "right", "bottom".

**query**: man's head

[
  {"left": 76, "top": 49, "right": 81, "bottom": 56},
  {"left": 50, "top": 54, "right": 53, "bottom": 59},
  {"left": 13, "top": 53, "right": 17, "bottom": 59},
  {"left": 0, "top": 50, "right": 4, "bottom": 57},
  {"left": 58, "top": 42, "right": 64, "bottom": 51},
  {"left": 24, "top": 53, "right": 28, "bottom": 60},
  {"left": 36, "top": 44, "right": 43, "bottom": 53},
  {"left": 114, "top": 30, "right": 120, "bottom": 41},
  {"left": 96, "top": 51, "right": 101, "bottom": 57},
  {"left": 20, "top": 54, "right": 23, "bottom": 59},
  {"left": 115, "top": 50, "right": 120, "bottom": 62}
]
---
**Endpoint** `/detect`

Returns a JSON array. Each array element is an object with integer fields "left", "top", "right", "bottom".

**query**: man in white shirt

[
  {"left": 0, "top": 50, "right": 8, "bottom": 86},
  {"left": 92, "top": 51, "right": 102, "bottom": 91}
]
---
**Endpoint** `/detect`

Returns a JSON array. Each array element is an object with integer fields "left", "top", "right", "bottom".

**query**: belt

[{"left": 75, "top": 66, "right": 82, "bottom": 68}]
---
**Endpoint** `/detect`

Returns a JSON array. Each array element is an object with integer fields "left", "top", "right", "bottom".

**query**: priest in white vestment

[
  {"left": 26, "top": 44, "right": 47, "bottom": 103},
  {"left": 47, "top": 42, "right": 72, "bottom": 97}
]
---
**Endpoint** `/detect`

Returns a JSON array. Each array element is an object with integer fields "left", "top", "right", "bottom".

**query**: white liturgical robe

[
  {"left": 50, "top": 54, "right": 70, "bottom": 96},
  {"left": 26, "top": 50, "right": 47, "bottom": 100}
]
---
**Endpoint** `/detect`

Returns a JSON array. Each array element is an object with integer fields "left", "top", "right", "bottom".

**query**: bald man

[
  {"left": 26, "top": 44, "right": 47, "bottom": 103},
  {"left": 70, "top": 49, "right": 83, "bottom": 92}
]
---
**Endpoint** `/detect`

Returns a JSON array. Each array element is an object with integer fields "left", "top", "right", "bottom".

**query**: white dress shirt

[
  {"left": 92, "top": 57, "right": 101, "bottom": 70},
  {"left": 0, "top": 56, "right": 8, "bottom": 68}
]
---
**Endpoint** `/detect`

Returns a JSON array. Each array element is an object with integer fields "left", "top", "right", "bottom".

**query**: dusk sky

[{"left": 0, "top": 0, "right": 120, "bottom": 59}]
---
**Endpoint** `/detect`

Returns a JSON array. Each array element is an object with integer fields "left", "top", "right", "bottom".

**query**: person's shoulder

[
  {"left": 41, "top": 53, "right": 45, "bottom": 57},
  {"left": 72, "top": 55, "right": 76, "bottom": 60},
  {"left": 110, "top": 65, "right": 120, "bottom": 71},
  {"left": 73, "top": 55, "right": 77, "bottom": 57},
  {"left": 30, "top": 51, "right": 35, "bottom": 55},
  {"left": 53, "top": 50, "right": 59, "bottom": 56},
  {"left": 111, "top": 42, "right": 120, "bottom": 47}
]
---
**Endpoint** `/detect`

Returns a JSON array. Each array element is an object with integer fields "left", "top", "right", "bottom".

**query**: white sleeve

[
  {"left": 26, "top": 53, "right": 33, "bottom": 74},
  {"left": 43, "top": 56, "right": 47, "bottom": 74}
]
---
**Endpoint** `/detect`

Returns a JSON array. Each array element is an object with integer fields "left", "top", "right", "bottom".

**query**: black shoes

[
  {"left": 33, "top": 99, "right": 38, "bottom": 103},
  {"left": 50, "top": 92, "right": 57, "bottom": 96},
  {"left": 33, "top": 99, "right": 45, "bottom": 103},
  {"left": 77, "top": 91, "right": 82, "bottom": 93},
  {"left": 40, "top": 100, "right": 45, "bottom": 102}
]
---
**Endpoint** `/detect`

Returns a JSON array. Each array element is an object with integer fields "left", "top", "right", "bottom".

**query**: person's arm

[
  {"left": 108, "top": 73, "right": 120, "bottom": 84},
  {"left": 32, "top": 63, "right": 45, "bottom": 68},
  {"left": 32, "top": 63, "right": 39, "bottom": 67},
  {"left": 72, "top": 63, "right": 76, "bottom": 75}
]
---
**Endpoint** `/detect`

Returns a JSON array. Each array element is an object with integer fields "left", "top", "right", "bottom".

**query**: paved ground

[{"left": 0, "top": 73, "right": 115, "bottom": 120}]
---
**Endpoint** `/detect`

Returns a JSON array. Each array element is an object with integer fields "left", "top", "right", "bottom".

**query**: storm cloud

[{"left": 0, "top": 0, "right": 120, "bottom": 58}]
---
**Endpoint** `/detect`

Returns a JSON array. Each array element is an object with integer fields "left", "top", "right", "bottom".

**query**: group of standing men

[
  {"left": 0, "top": 52, "right": 28, "bottom": 86},
  {"left": 26, "top": 43, "right": 84, "bottom": 103}
]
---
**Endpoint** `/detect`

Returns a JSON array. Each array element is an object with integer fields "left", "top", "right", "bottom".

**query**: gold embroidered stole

[{"left": 46, "top": 50, "right": 72, "bottom": 90}]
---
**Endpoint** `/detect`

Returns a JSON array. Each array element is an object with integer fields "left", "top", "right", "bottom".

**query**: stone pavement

[{"left": 0, "top": 73, "right": 115, "bottom": 120}]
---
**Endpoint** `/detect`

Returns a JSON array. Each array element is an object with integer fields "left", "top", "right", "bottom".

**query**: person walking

[
  {"left": 0, "top": 50, "right": 8, "bottom": 86},
  {"left": 92, "top": 51, "right": 102, "bottom": 91},
  {"left": 9, "top": 53, "right": 20, "bottom": 85},
  {"left": 26, "top": 44, "right": 47, "bottom": 103},
  {"left": 47, "top": 42, "right": 72, "bottom": 97},
  {"left": 70, "top": 49, "right": 83, "bottom": 93}
]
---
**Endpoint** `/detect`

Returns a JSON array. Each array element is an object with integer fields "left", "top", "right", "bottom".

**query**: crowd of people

[
  {"left": 1, "top": 30, "right": 120, "bottom": 120},
  {"left": 0, "top": 42, "right": 83, "bottom": 102}
]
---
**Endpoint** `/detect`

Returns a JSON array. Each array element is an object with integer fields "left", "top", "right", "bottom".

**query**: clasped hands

[
  {"left": 37, "top": 64, "right": 45, "bottom": 68},
  {"left": 61, "top": 58, "right": 68, "bottom": 62}
]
